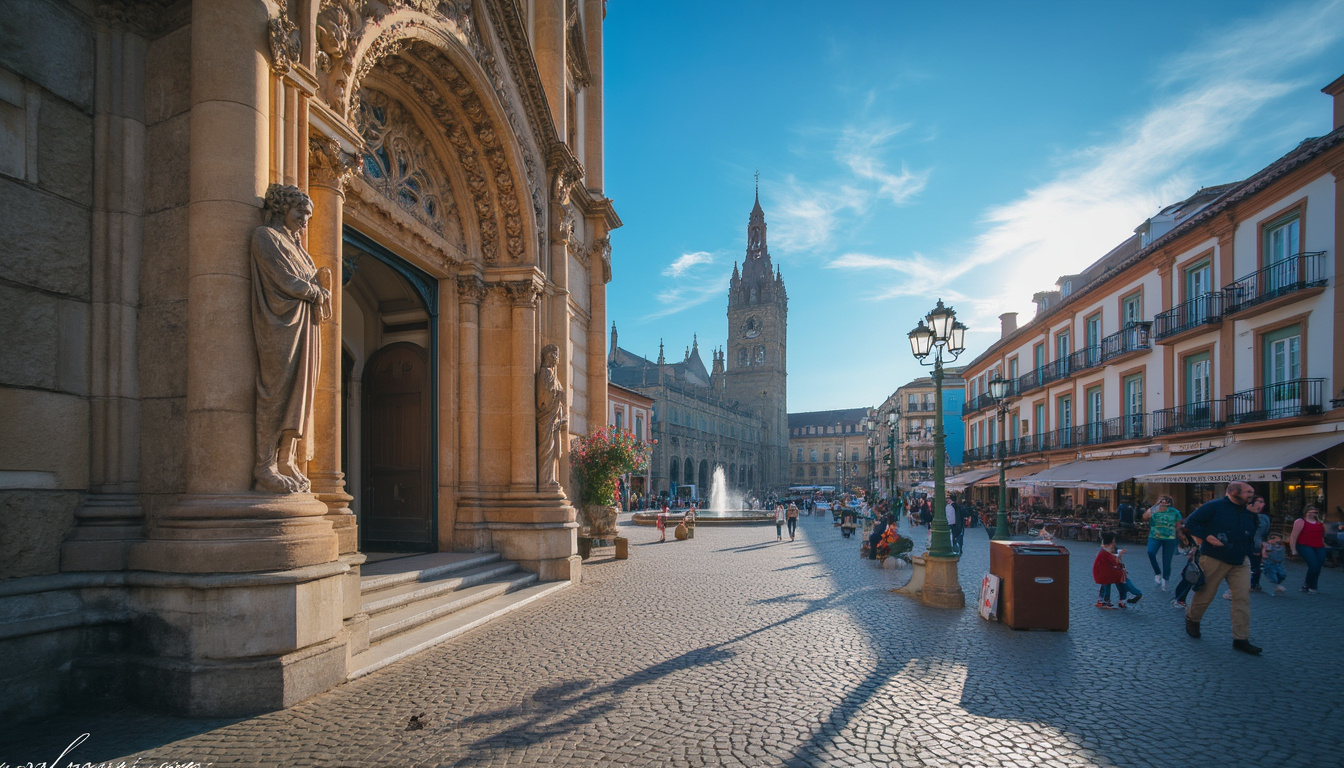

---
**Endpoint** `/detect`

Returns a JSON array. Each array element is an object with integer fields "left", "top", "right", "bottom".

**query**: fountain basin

[{"left": 630, "top": 510, "right": 774, "bottom": 526}]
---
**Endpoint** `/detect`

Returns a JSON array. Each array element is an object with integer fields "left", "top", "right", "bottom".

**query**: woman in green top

[{"left": 1143, "top": 495, "right": 1182, "bottom": 590}]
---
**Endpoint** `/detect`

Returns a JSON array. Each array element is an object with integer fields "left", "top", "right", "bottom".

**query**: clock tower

[{"left": 725, "top": 187, "right": 789, "bottom": 492}]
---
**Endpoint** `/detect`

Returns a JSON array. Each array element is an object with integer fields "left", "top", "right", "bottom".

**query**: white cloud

[
  {"left": 663, "top": 251, "right": 714, "bottom": 278},
  {"left": 643, "top": 251, "right": 729, "bottom": 321},
  {"left": 770, "top": 121, "right": 931, "bottom": 254},
  {"left": 832, "top": 0, "right": 1344, "bottom": 333}
]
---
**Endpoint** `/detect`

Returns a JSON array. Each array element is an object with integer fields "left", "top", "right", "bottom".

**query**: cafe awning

[
  {"left": 1050, "top": 452, "right": 1186, "bottom": 489},
  {"left": 1134, "top": 432, "right": 1344, "bottom": 483},
  {"left": 969, "top": 463, "right": 1047, "bottom": 487},
  {"left": 1010, "top": 452, "right": 1189, "bottom": 489},
  {"left": 943, "top": 467, "right": 1001, "bottom": 491}
]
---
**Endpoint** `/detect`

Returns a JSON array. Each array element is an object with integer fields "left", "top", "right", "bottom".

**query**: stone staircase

[{"left": 347, "top": 552, "right": 569, "bottom": 680}]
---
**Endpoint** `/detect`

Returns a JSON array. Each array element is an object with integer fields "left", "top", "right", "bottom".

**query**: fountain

[{"left": 632, "top": 465, "right": 774, "bottom": 526}]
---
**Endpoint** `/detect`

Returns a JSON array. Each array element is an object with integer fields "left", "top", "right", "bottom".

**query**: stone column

[
  {"left": 533, "top": 0, "right": 566, "bottom": 137},
  {"left": 62, "top": 21, "right": 147, "bottom": 571},
  {"left": 587, "top": 238, "right": 610, "bottom": 437},
  {"left": 506, "top": 278, "right": 544, "bottom": 489},
  {"left": 306, "top": 136, "right": 356, "bottom": 555},
  {"left": 130, "top": 0, "right": 337, "bottom": 573},
  {"left": 582, "top": 0, "right": 604, "bottom": 191},
  {"left": 454, "top": 274, "right": 487, "bottom": 550}
]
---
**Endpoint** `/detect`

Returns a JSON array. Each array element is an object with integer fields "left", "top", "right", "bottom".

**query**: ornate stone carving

[
  {"left": 315, "top": 3, "right": 352, "bottom": 73},
  {"left": 251, "top": 184, "right": 332, "bottom": 494},
  {"left": 308, "top": 135, "right": 360, "bottom": 190},
  {"left": 96, "top": 0, "right": 185, "bottom": 37},
  {"left": 504, "top": 278, "right": 543, "bottom": 307},
  {"left": 455, "top": 274, "right": 488, "bottom": 304},
  {"left": 268, "top": 7, "right": 301, "bottom": 75},
  {"left": 535, "top": 344, "right": 567, "bottom": 489},
  {"left": 354, "top": 88, "right": 462, "bottom": 244}
]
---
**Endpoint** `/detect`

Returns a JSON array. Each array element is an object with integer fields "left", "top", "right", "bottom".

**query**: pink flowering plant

[{"left": 570, "top": 427, "right": 650, "bottom": 506}]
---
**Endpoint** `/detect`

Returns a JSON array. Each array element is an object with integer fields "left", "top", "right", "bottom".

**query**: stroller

[{"left": 840, "top": 512, "right": 857, "bottom": 538}]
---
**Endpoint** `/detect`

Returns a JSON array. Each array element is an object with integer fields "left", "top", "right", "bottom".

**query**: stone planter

[{"left": 578, "top": 503, "right": 619, "bottom": 539}]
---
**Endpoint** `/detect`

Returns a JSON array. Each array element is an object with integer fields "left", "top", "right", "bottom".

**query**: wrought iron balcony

[
  {"left": 1154, "top": 293, "right": 1225, "bottom": 340},
  {"left": 1227, "top": 378, "right": 1325, "bottom": 425},
  {"left": 1224, "top": 252, "right": 1327, "bottom": 315},
  {"left": 1100, "top": 321, "right": 1153, "bottom": 361},
  {"left": 1152, "top": 399, "right": 1225, "bottom": 435}
]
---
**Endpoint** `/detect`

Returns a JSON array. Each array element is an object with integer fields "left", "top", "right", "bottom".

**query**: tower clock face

[{"left": 743, "top": 316, "right": 760, "bottom": 338}]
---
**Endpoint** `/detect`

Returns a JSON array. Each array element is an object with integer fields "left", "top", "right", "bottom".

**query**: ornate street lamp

[
  {"left": 988, "top": 372, "right": 1015, "bottom": 540},
  {"left": 905, "top": 299, "right": 967, "bottom": 608},
  {"left": 887, "top": 410, "right": 899, "bottom": 502}
]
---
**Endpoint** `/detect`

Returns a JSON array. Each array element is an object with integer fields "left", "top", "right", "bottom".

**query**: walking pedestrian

[
  {"left": 1182, "top": 481, "right": 1261, "bottom": 654},
  {"left": 946, "top": 495, "right": 964, "bottom": 554},
  {"left": 1289, "top": 505, "right": 1326, "bottom": 594},
  {"left": 656, "top": 510, "right": 666, "bottom": 543},
  {"left": 774, "top": 504, "right": 785, "bottom": 541},
  {"left": 1143, "top": 495, "right": 1181, "bottom": 590},
  {"left": 1248, "top": 496, "right": 1271, "bottom": 592},
  {"left": 786, "top": 503, "right": 800, "bottom": 541}
]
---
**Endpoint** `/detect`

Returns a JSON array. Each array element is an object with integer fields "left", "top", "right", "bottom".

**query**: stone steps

[{"left": 348, "top": 553, "right": 570, "bottom": 680}]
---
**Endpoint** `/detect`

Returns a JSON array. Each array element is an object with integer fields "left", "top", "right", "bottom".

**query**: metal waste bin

[{"left": 989, "top": 541, "right": 1069, "bottom": 631}]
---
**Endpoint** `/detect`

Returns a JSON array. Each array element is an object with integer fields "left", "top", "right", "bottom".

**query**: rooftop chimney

[
  {"left": 1325, "top": 73, "right": 1344, "bottom": 131},
  {"left": 999, "top": 312, "right": 1018, "bottom": 339}
]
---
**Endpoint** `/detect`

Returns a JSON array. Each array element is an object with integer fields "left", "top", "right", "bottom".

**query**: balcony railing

[
  {"left": 1154, "top": 293, "right": 1225, "bottom": 339},
  {"left": 963, "top": 415, "right": 1150, "bottom": 463},
  {"left": 1152, "top": 399, "right": 1225, "bottom": 435},
  {"left": 1224, "top": 252, "right": 1327, "bottom": 314},
  {"left": 1227, "top": 378, "right": 1325, "bottom": 425},
  {"left": 1100, "top": 321, "right": 1152, "bottom": 361}
]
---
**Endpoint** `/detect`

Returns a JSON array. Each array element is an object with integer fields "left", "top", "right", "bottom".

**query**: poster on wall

[{"left": 978, "top": 573, "right": 1001, "bottom": 621}]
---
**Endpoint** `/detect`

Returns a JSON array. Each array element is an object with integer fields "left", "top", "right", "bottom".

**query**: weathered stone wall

[{"left": 0, "top": 0, "right": 96, "bottom": 579}]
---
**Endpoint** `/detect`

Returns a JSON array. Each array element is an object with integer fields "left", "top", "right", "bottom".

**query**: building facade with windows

[
  {"left": 958, "top": 75, "right": 1344, "bottom": 521},
  {"left": 787, "top": 408, "right": 873, "bottom": 493},
  {"left": 607, "top": 382, "right": 655, "bottom": 508},
  {"left": 870, "top": 370, "right": 967, "bottom": 498}
]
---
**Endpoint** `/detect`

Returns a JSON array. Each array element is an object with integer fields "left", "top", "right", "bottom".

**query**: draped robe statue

[
  {"left": 536, "top": 344, "right": 567, "bottom": 488},
  {"left": 251, "top": 184, "right": 331, "bottom": 494}
]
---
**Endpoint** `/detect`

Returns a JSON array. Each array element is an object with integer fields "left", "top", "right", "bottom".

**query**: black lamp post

[
  {"left": 988, "top": 372, "right": 1015, "bottom": 540},
  {"left": 887, "top": 410, "right": 899, "bottom": 502},
  {"left": 907, "top": 299, "right": 967, "bottom": 559}
]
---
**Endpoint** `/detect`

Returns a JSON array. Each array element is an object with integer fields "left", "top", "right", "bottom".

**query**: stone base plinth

[
  {"left": 127, "top": 561, "right": 351, "bottom": 717},
  {"left": 459, "top": 490, "right": 582, "bottom": 582},
  {"left": 129, "top": 493, "right": 339, "bottom": 574},
  {"left": 920, "top": 554, "right": 966, "bottom": 608}
]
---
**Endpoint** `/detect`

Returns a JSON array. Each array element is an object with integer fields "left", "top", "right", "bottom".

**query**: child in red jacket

[{"left": 1093, "top": 531, "right": 1144, "bottom": 609}]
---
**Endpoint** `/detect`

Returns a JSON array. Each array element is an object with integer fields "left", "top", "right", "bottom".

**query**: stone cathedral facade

[
  {"left": 1, "top": 0, "right": 617, "bottom": 720},
  {"left": 609, "top": 193, "right": 789, "bottom": 497}
]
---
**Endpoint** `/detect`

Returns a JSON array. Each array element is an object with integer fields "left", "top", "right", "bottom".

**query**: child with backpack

[
  {"left": 1171, "top": 526, "right": 1203, "bottom": 609},
  {"left": 1093, "top": 531, "right": 1144, "bottom": 609}
]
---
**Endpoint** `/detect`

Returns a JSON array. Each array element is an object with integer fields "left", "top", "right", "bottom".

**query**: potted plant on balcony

[{"left": 571, "top": 427, "right": 650, "bottom": 543}]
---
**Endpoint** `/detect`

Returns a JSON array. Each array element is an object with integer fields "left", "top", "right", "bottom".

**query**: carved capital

[
  {"left": 309, "top": 135, "right": 360, "bottom": 190},
  {"left": 503, "top": 278, "right": 544, "bottom": 307},
  {"left": 456, "top": 274, "right": 489, "bottom": 305},
  {"left": 268, "top": 8, "right": 301, "bottom": 75}
]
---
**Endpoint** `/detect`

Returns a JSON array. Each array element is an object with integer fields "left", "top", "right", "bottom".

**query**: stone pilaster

[
  {"left": 62, "top": 20, "right": 148, "bottom": 571},
  {"left": 454, "top": 274, "right": 488, "bottom": 551},
  {"left": 506, "top": 277, "right": 545, "bottom": 489},
  {"left": 307, "top": 135, "right": 357, "bottom": 555}
]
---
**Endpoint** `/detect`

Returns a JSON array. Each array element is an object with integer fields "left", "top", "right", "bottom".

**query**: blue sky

[{"left": 602, "top": 0, "right": 1344, "bottom": 413}]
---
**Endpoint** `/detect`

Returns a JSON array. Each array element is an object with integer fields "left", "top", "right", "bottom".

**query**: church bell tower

[{"left": 724, "top": 182, "right": 788, "bottom": 492}]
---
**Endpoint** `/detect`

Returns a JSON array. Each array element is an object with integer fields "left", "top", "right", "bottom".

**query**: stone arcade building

[
  {"left": 608, "top": 194, "right": 790, "bottom": 499},
  {"left": 1, "top": 0, "right": 617, "bottom": 720}
]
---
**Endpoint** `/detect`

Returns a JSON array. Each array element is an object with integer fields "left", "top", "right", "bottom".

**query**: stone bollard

[{"left": 614, "top": 536, "right": 628, "bottom": 560}]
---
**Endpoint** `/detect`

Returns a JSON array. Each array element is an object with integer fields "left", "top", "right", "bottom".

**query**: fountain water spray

[{"left": 709, "top": 466, "right": 744, "bottom": 516}]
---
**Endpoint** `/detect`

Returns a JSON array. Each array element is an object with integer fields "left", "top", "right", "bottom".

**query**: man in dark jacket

[{"left": 1182, "top": 481, "right": 1261, "bottom": 654}]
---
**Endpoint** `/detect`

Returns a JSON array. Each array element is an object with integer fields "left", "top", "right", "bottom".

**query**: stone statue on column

[
  {"left": 536, "top": 343, "right": 567, "bottom": 488},
  {"left": 251, "top": 183, "right": 332, "bottom": 494}
]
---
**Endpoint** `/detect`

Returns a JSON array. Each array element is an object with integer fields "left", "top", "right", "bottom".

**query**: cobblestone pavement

[{"left": 3, "top": 513, "right": 1339, "bottom": 768}]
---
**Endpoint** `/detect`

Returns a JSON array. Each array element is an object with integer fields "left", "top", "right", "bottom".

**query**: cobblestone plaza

[{"left": 3, "top": 514, "right": 1336, "bottom": 768}]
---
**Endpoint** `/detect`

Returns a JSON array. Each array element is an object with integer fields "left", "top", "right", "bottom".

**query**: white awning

[
  {"left": 1010, "top": 452, "right": 1186, "bottom": 489},
  {"left": 943, "top": 467, "right": 1001, "bottom": 491},
  {"left": 1134, "top": 432, "right": 1344, "bottom": 483}
]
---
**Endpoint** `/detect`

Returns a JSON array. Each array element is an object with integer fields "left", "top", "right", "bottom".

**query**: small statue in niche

[
  {"left": 251, "top": 184, "right": 332, "bottom": 494},
  {"left": 536, "top": 344, "right": 567, "bottom": 488}
]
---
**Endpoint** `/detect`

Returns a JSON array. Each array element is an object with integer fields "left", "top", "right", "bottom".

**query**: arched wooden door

[{"left": 362, "top": 342, "right": 433, "bottom": 551}]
